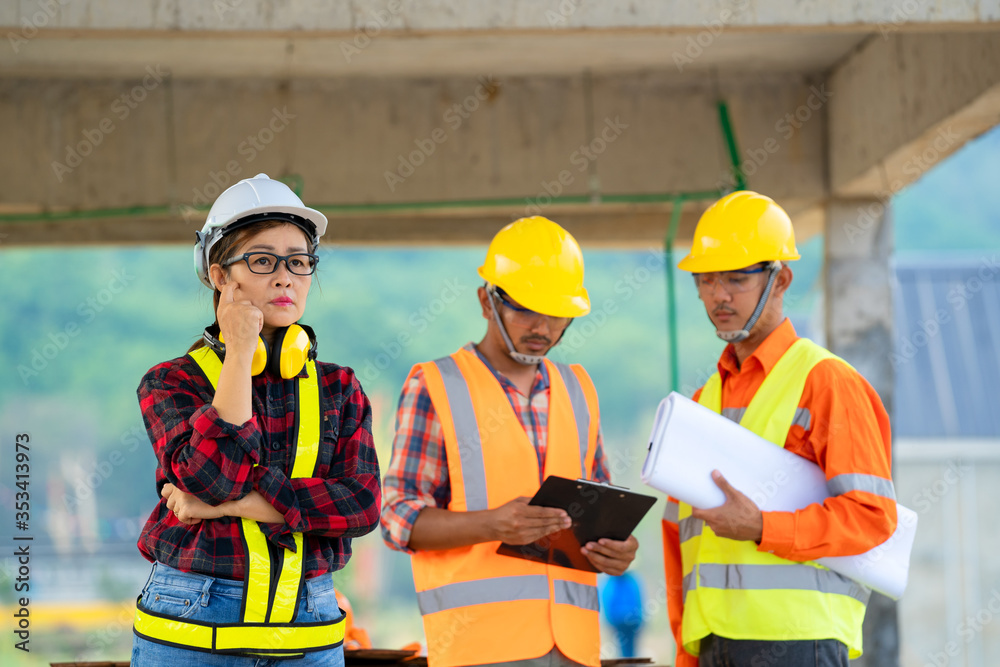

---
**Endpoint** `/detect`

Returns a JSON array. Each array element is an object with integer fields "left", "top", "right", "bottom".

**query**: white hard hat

[{"left": 194, "top": 173, "right": 328, "bottom": 289}]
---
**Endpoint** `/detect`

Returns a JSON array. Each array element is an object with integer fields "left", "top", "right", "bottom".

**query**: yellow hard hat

[
  {"left": 478, "top": 216, "right": 591, "bottom": 318},
  {"left": 677, "top": 190, "right": 801, "bottom": 273}
]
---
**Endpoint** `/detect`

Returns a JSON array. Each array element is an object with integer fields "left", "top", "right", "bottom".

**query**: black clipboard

[{"left": 496, "top": 475, "right": 656, "bottom": 572}]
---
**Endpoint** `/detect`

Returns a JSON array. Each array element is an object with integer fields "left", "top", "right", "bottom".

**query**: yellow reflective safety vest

[
  {"left": 678, "top": 338, "right": 870, "bottom": 659},
  {"left": 133, "top": 347, "right": 345, "bottom": 658},
  {"left": 409, "top": 347, "right": 603, "bottom": 667}
]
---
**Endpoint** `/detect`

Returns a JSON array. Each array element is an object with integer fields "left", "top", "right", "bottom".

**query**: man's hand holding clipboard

[
  {"left": 496, "top": 476, "right": 655, "bottom": 573},
  {"left": 487, "top": 496, "right": 571, "bottom": 541}
]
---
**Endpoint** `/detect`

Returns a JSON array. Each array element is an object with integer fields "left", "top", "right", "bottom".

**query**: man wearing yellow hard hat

[
  {"left": 381, "top": 217, "right": 638, "bottom": 667},
  {"left": 662, "top": 191, "right": 897, "bottom": 667}
]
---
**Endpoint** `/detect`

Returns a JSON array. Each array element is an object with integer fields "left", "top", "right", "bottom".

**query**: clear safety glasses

[
  {"left": 490, "top": 287, "right": 572, "bottom": 330},
  {"left": 693, "top": 264, "right": 769, "bottom": 294}
]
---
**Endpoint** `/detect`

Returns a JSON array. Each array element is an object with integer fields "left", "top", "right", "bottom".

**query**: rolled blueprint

[{"left": 641, "top": 391, "right": 916, "bottom": 600}]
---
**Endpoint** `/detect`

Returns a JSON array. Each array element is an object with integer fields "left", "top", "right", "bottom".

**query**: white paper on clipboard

[{"left": 641, "top": 391, "right": 916, "bottom": 600}]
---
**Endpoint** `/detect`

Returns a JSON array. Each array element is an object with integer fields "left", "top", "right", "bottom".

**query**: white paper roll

[{"left": 642, "top": 391, "right": 915, "bottom": 600}]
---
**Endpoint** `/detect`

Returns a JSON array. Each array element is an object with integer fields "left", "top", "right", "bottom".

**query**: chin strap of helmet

[
  {"left": 487, "top": 288, "right": 549, "bottom": 365},
  {"left": 487, "top": 286, "right": 577, "bottom": 366},
  {"left": 715, "top": 261, "right": 781, "bottom": 343}
]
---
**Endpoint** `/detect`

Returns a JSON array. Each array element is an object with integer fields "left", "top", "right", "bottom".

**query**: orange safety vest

[{"left": 409, "top": 347, "right": 603, "bottom": 667}]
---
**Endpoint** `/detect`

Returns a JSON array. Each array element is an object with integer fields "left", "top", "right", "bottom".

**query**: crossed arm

[
  {"left": 140, "top": 360, "right": 381, "bottom": 542},
  {"left": 162, "top": 483, "right": 284, "bottom": 525}
]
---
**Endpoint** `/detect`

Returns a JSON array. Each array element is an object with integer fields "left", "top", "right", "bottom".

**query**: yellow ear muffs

[
  {"left": 207, "top": 324, "right": 315, "bottom": 379},
  {"left": 268, "top": 324, "right": 311, "bottom": 379},
  {"left": 217, "top": 331, "right": 269, "bottom": 376},
  {"left": 251, "top": 337, "right": 269, "bottom": 376}
]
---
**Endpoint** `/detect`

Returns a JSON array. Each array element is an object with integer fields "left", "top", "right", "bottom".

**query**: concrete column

[{"left": 824, "top": 198, "right": 898, "bottom": 666}]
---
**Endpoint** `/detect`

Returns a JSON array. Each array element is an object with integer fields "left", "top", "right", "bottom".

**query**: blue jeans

[
  {"left": 131, "top": 562, "right": 346, "bottom": 667},
  {"left": 481, "top": 647, "right": 584, "bottom": 667},
  {"left": 698, "top": 634, "right": 849, "bottom": 667}
]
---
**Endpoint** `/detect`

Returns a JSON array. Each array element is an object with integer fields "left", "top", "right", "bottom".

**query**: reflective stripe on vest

[
  {"left": 431, "top": 355, "right": 591, "bottom": 509},
  {"left": 417, "top": 575, "right": 599, "bottom": 615},
  {"left": 409, "top": 348, "right": 602, "bottom": 667},
  {"left": 553, "top": 362, "right": 591, "bottom": 473},
  {"left": 133, "top": 604, "right": 346, "bottom": 656},
  {"left": 435, "top": 356, "right": 490, "bottom": 511},
  {"left": 682, "top": 563, "right": 870, "bottom": 605},
  {"left": 133, "top": 348, "right": 344, "bottom": 657},
  {"left": 679, "top": 516, "right": 703, "bottom": 544},
  {"left": 679, "top": 338, "right": 871, "bottom": 660},
  {"left": 663, "top": 499, "right": 680, "bottom": 524}
]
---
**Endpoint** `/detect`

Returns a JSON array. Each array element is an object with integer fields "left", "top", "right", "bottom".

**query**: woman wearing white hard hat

[{"left": 130, "top": 174, "right": 381, "bottom": 666}]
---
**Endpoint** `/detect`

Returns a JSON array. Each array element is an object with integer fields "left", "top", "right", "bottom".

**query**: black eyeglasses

[{"left": 222, "top": 252, "right": 319, "bottom": 276}]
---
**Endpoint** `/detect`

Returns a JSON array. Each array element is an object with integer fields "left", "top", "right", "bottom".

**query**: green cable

[
  {"left": 661, "top": 100, "right": 744, "bottom": 393},
  {"left": 4, "top": 96, "right": 749, "bottom": 402},
  {"left": 665, "top": 195, "right": 685, "bottom": 393},
  {"left": 0, "top": 191, "right": 726, "bottom": 223},
  {"left": 717, "top": 100, "right": 747, "bottom": 191}
]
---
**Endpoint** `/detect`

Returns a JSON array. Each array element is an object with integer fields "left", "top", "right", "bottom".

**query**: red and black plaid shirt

[{"left": 136, "top": 351, "right": 381, "bottom": 581}]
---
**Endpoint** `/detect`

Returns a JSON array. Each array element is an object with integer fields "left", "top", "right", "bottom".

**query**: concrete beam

[
  {"left": 3, "top": 0, "right": 998, "bottom": 33},
  {"left": 829, "top": 32, "right": 1000, "bottom": 198},
  {"left": 0, "top": 199, "right": 824, "bottom": 248},
  {"left": 0, "top": 73, "right": 827, "bottom": 246},
  {"left": 0, "top": 205, "right": 699, "bottom": 247}
]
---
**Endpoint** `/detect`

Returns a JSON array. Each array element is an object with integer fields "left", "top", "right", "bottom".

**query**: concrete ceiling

[
  {"left": 2, "top": 0, "right": 997, "bottom": 248},
  {"left": 1, "top": 30, "right": 870, "bottom": 80}
]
